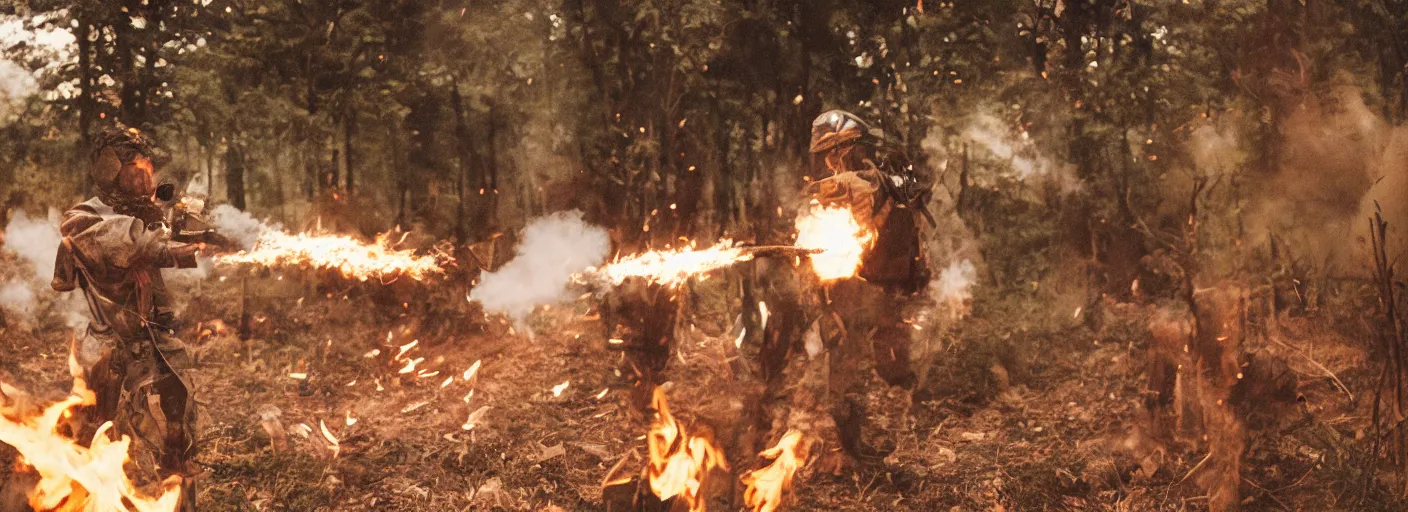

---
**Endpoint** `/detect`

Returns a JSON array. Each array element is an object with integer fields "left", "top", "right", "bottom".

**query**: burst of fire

[
  {"left": 645, "top": 388, "right": 728, "bottom": 511},
  {"left": 741, "top": 430, "right": 808, "bottom": 512},
  {"left": 794, "top": 203, "right": 872, "bottom": 281},
  {"left": 216, "top": 229, "right": 447, "bottom": 281},
  {"left": 0, "top": 355, "right": 182, "bottom": 512},
  {"left": 587, "top": 240, "right": 752, "bottom": 287}
]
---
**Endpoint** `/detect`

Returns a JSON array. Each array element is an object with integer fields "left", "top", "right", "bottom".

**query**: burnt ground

[{"left": 0, "top": 263, "right": 1402, "bottom": 511}]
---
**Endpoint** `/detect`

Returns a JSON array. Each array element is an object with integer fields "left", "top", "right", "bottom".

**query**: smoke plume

[
  {"left": 210, "top": 204, "right": 278, "bottom": 250},
  {"left": 1183, "top": 86, "right": 1408, "bottom": 274},
  {"left": 961, "top": 111, "right": 1082, "bottom": 196},
  {"left": 1, "top": 209, "right": 85, "bottom": 327},
  {"left": 470, "top": 210, "right": 610, "bottom": 325}
]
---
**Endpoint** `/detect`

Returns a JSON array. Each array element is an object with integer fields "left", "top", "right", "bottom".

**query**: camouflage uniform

[
  {"left": 51, "top": 128, "right": 202, "bottom": 489},
  {"left": 772, "top": 111, "right": 934, "bottom": 463}
]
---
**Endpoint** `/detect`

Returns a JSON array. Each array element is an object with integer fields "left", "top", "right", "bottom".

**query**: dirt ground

[{"left": 0, "top": 261, "right": 1401, "bottom": 511}]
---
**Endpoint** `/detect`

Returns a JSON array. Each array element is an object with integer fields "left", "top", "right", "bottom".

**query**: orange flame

[
  {"left": 645, "top": 388, "right": 728, "bottom": 510},
  {"left": 217, "top": 230, "right": 447, "bottom": 281},
  {"left": 0, "top": 355, "right": 182, "bottom": 511},
  {"left": 794, "top": 204, "right": 872, "bottom": 281},
  {"left": 741, "top": 430, "right": 808, "bottom": 512},
  {"left": 588, "top": 240, "right": 751, "bottom": 287}
]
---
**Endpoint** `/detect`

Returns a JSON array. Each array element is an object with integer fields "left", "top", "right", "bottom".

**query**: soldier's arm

[{"left": 62, "top": 206, "right": 200, "bottom": 271}]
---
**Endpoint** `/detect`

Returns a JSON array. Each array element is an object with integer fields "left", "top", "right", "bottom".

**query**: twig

[
  {"left": 1242, "top": 476, "right": 1292, "bottom": 511},
  {"left": 1268, "top": 336, "right": 1354, "bottom": 401},
  {"left": 1178, "top": 450, "right": 1213, "bottom": 485}
]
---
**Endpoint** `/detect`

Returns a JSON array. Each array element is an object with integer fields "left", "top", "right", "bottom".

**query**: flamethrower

[{"left": 155, "top": 183, "right": 236, "bottom": 250}]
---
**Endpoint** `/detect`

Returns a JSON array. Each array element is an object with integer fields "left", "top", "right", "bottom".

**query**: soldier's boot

[
  {"left": 154, "top": 373, "right": 199, "bottom": 512},
  {"left": 830, "top": 395, "right": 891, "bottom": 464}
]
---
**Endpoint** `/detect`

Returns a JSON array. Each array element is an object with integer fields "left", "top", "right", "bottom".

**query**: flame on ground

[
  {"left": 586, "top": 240, "right": 752, "bottom": 287},
  {"left": 741, "top": 430, "right": 808, "bottom": 512},
  {"left": 645, "top": 388, "right": 728, "bottom": 511},
  {"left": 216, "top": 230, "right": 447, "bottom": 281},
  {"left": 794, "top": 204, "right": 872, "bottom": 281},
  {"left": 0, "top": 355, "right": 182, "bottom": 511}
]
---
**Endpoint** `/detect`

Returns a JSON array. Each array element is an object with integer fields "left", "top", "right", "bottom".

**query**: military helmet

[
  {"left": 809, "top": 110, "right": 877, "bottom": 154},
  {"left": 90, "top": 125, "right": 156, "bottom": 186}
]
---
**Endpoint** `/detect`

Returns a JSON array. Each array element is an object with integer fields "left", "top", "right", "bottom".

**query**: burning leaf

[
  {"left": 794, "top": 204, "right": 872, "bottom": 281},
  {"left": 552, "top": 380, "right": 571, "bottom": 397},
  {"left": 395, "top": 339, "right": 419, "bottom": 359},
  {"left": 758, "top": 301, "right": 770, "bottom": 331},
  {"left": 398, "top": 357, "right": 425, "bottom": 374},
  {"left": 463, "top": 360, "right": 482, "bottom": 381},
  {"left": 318, "top": 419, "right": 341, "bottom": 459},
  {"left": 644, "top": 388, "right": 729, "bottom": 510},
  {"left": 741, "top": 430, "right": 809, "bottom": 512},
  {"left": 345, "top": 411, "right": 358, "bottom": 427},
  {"left": 462, "top": 405, "right": 492, "bottom": 431}
]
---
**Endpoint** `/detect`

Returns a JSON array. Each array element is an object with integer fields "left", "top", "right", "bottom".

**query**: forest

[{"left": 2, "top": 0, "right": 1408, "bottom": 510}]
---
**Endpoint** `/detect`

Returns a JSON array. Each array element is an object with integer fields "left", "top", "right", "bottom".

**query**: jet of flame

[
  {"left": 794, "top": 204, "right": 872, "bottom": 281},
  {"left": 741, "top": 430, "right": 808, "bottom": 512},
  {"left": 586, "top": 240, "right": 752, "bottom": 287},
  {"left": 645, "top": 388, "right": 729, "bottom": 511},
  {"left": 0, "top": 355, "right": 182, "bottom": 512},
  {"left": 216, "top": 230, "right": 447, "bottom": 281}
]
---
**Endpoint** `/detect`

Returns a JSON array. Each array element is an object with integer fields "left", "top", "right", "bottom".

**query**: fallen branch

[{"left": 1267, "top": 336, "right": 1354, "bottom": 402}]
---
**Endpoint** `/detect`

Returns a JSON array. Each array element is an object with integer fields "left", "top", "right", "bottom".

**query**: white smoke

[
  {"left": 210, "top": 204, "right": 277, "bottom": 250},
  {"left": 963, "top": 112, "right": 1082, "bottom": 195},
  {"left": 470, "top": 210, "right": 610, "bottom": 325},
  {"left": 4, "top": 209, "right": 62, "bottom": 281},
  {"left": 933, "top": 259, "right": 978, "bottom": 308},
  {"left": 0, "top": 281, "right": 35, "bottom": 315},
  {"left": 1, "top": 209, "right": 85, "bottom": 327}
]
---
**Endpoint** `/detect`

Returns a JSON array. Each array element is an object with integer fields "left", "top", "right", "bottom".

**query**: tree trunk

[
  {"left": 344, "top": 109, "right": 356, "bottom": 194},
  {"left": 225, "top": 139, "right": 246, "bottom": 210},
  {"left": 76, "top": 11, "right": 93, "bottom": 153},
  {"left": 451, "top": 83, "right": 470, "bottom": 243}
]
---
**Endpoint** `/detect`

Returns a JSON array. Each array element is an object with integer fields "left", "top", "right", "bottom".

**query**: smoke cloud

[
  {"left": 4, "top": 209, "right": 62, "bottom": 281},
  {"left": 210, "top": 204, "right": 278, "bottom": 250},
  {"left": 1183, "top": 86, "right": 1408, "bottom": 274},
  {"left": 1, "top": 209, "right": 85, "bottom": 327},
  {"left": 962, "top": 111, "right": 1082, "bottom": 196},
  {"left": 934, "top": 259, "right": 977, "bottom": 306},
  {"left": 470, "top": 210, "right": 610, "bottom": 325}
]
